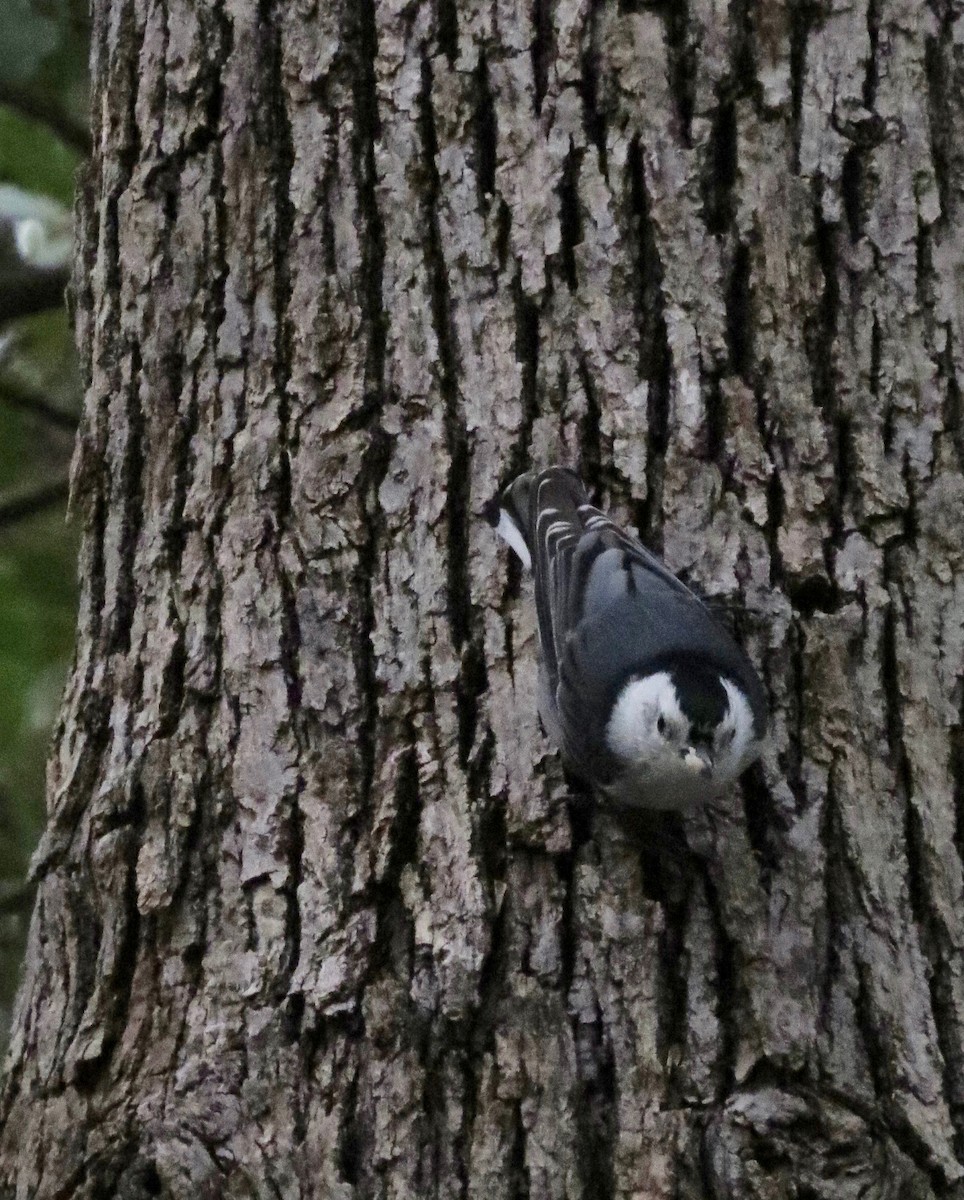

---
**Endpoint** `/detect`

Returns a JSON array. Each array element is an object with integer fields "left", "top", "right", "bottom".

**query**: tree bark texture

[{"left": 2, "top": 1, "right": 964, "bottom": 1196}]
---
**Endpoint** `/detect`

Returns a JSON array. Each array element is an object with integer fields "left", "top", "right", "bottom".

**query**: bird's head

[{"left": 605, "top": 662, "right": 756, "bottom": 789}]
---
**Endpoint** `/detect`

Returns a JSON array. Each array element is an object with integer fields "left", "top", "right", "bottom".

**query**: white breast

[{"left": 603, "top": 766, "right": 724, "bottom": 811}]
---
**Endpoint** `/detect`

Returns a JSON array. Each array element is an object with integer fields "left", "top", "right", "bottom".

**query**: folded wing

[{"left": 496, "top": 467, "right": 764, "bottom": 782}]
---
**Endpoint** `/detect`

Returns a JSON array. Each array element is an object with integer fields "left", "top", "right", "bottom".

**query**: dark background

[{"left": 0, "top": 0, "right": 89, "bottom": 1042}]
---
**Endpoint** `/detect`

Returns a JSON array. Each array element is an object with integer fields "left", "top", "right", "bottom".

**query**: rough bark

[{"left": 2, "top": 1, "right": 964, "bottom": 1196}]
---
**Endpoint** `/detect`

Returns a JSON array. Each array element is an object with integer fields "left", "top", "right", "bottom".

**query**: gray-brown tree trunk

[{"left": 2, "top": 1, "right": 964, "bottom": 1196}]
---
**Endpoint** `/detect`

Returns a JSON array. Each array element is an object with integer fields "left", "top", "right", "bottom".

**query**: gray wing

[
  {"left": 554, "top": 536, "right": 726, "bottom": 782},
  {"left": 526, "top": 476, "right": 758, "bottom": 783},
  {"left": 522, "top": 472, "right": 700, "bottom": 692},
  {"left": 498, "top": 467, "right": 763, "bottom": 783}
]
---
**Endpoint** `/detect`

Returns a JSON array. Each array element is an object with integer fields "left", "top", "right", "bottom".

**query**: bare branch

[
  {"left": 0, "top": 83, "right": 91, "bottom": 157},
  {"left": 0, "top": 378, "right": 79, "bottom": 432},
  {"left": 0, "top": 263, "right": 69, "bottom": 322},
  {"left": 0, "top": 882, "right": 35, "bottom": 917},
  {"left": 0, "top": 478, "right": 69, "bottom": 527}
]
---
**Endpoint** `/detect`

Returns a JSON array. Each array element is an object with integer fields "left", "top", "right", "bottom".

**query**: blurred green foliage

[
  {"left": 0, "top": 1, "right": 62, "bottom": 89},
  {"left": 0, "top": 107, "right": 79, "bottom": 201},
  {"left": 0, "top": 0, "right": 88, "bottom": 121},
  {"left": 0, "top": 0, "right": 88, "bottom": 1041}
]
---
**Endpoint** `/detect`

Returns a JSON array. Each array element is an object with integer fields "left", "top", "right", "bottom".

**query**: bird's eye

[{"left": 657, "top": 715, "right": 667, "bottom": 735}]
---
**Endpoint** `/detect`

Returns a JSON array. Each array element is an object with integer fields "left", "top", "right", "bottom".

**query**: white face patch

[
  {"left": 603, "top": 672, "right": 761, "bottom": 808},
  {"left": 716, "top": 678, "right": 758, "bottom": 781},
  {"left": 605, "top": 672, "right": 687, "bottom": 765}
]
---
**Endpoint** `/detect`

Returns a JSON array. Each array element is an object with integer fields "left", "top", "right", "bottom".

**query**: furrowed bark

[{"left": 2, "top": 1, "right": 964, "bottom": 1197}]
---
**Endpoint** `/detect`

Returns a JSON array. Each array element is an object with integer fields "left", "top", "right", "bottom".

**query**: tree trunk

[{"left": 3, "top": 1, "right": 964, "bottom": 1196}]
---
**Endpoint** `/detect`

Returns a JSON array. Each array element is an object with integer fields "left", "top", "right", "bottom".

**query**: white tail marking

[{"left": 494, "top": 510, "right": 532, "bottom": 570}]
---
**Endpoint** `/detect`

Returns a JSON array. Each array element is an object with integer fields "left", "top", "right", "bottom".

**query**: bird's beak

[{"left": 682, "top": 746, "right": 713, "bottom": 777}]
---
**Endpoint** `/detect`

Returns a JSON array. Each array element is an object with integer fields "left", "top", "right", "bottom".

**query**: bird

[{"left": 490, "top": 466, "right": 767, "bottom": 810}]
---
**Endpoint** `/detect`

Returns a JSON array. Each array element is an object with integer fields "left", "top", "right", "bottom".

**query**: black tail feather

[
  {"left": 490, "top": 466, "right": 590, "bottom": 568},
  {"left": 531, "top": 467, "right": 589, "bottom": 530}
]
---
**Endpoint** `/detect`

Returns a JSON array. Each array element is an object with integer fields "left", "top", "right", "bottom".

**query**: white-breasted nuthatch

[{"left": 491, "top": 467, "right": 767, "bottom": 809}]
